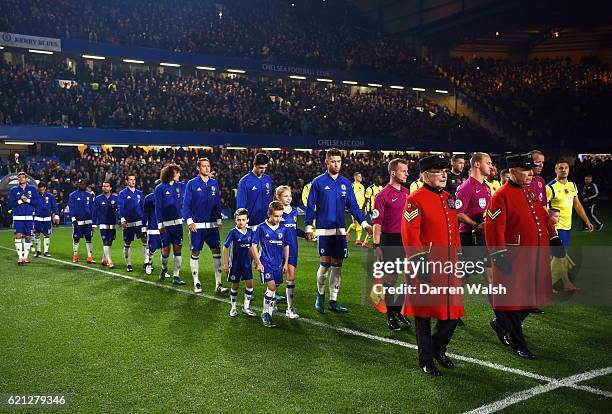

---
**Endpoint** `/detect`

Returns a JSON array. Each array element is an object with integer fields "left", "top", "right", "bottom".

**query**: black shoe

[
  {"left": 434, "top": 354, "right": 455, "bottom": 369},
  {"left": 457, "top": 317, "right": 465, "bottom": 326},
  {"left": 126, "top": 265, "right": 133, "bottom": 272},
  {"left": 43, "top": 252, "right": 51, "bottom": 257},
  {"left": 490, "top": 319, "right": 510, "bottom": 346},
  {"left": 512, "top": 348, "right": 536, "bottom": 360},
  {"left": 35, "top": 251, "right": 41, "bottom": 258},
  {"left": 420, "top": 364, "right": 442, "bottom": 376},
  {"left": 530, "top": 308, "right": 544, "bottom": 314},
  {"left": 396, "top": 312, "right": 411, "bottom": 327},
  {"left": 388, "top": 315, "right": 401, "bottom": 331}
]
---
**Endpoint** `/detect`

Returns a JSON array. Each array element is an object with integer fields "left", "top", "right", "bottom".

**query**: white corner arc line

[
  {"left": 1, "top": 245, "right": 610, "bottom": 400},
  {"left": 464, "top": 366, "right": 612, "bottom": 414}
]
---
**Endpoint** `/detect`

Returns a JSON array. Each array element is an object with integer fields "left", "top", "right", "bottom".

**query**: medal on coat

[
  {"left": 529, "top": 192, "right": 537, "bottom": 202},
  {"left": 447, "top": 198, "right": 455, "bottom": 209}
]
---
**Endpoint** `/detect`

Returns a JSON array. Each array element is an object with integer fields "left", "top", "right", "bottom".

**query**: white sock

[
  {"left": 86, "top": 241, "right": 93, "bottom": 258},
  {"left": 103, "top": 246, "right": 112, "bottom": 262},
  {"left": 161, "top": 254, "right": 169, "bottom": 270},
  {"left": 230, "top": 288, "right": 238, "bottom": 308},
  {"left": 244, "top": 288, "right": 254, "bottom": 309},
  {"left": 329, "top": 266, "right": 341, "bottom": 301},
  {"left": 264, "top": 288, "right": 276, "bottom": 316},
  {"left": 73, "top": 240, "right": 79, "bottom": 255},
  {"left": 286, "top": 281, "right": 295, "bottom": 309},
  {"left": 124, "top": 244, "right": 132, "bottom": 265},
  {"left": 35, "top": 236, "right": 41, "bottom": 252},
  {"left": 190, "top": 255, "right": 200, "bottom": 285},
  {"left": 316, "top": 264, "right": 330, "bottom": 295},
  {"left": 14, "top": 239, "right": 23, "bottom": 260},
  {"left": 143, "top": 245, "right": 149, "bottom": 265},
  {"left": 213, "top": 254, "right": 222, "bottom": 286},
  {"left": 173, "top": 254, "right": 182, "bottom": 277},
  {"left": 23, "top": 240, "right": 32, "bottom": 258},
  {"left": 43, "top": 237, "right": 50, "bottom": 254}
]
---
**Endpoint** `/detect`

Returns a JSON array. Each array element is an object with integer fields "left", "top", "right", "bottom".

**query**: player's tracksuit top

[
  {"left": 154, "top": 182, "right": 184, "bottom": 228},
  {"left": 118, "top": 187, "right": 145, "bottom": 227},
  {"left": 143, "top": 193, "right": 159, "bottom": 234},
  {"left": 34, "top": 191, "right": 59, "bottom": 221},
  {"left": 183, "top": 176, "right": 222, "bottom": 228},
  {"left": 68, "top": 190, "right": 95, "bottom": 225},
  {"left": 9, "top": 184, "right": 38, "bottom": 221},
  {"left": 94, "top": 193, "right": 118, "bottom": 229},
  {"left": 305, "top": 172, "right": 367, "bottom": 235},
  {"left": 236, "top": 171, "right": 273, "bottom": 226}
]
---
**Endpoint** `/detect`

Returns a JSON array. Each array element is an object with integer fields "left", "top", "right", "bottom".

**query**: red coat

[
  {"left": 485, "top": 181, "right": 555, "bottom": 311},
  {"left": 400, "top": 185, "right": 464, "bottom": 320}
]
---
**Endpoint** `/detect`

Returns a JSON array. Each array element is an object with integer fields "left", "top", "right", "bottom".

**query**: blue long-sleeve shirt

[
  {"left": 305, "top": 171, "right": 367, "bottom": 234},
  {"left": 34, "top": 191, "right": 59, "bottom": 219},
  {"left": 281, "top": 207, "right": 305, "bottom": 258},
  {"left": 236, "top": 171, "right": 273, "bottom": 226},
  {"left": 154, "top": 182, "right": 184, "bottom": 228},
  {"left": 94, "top": 193, "right": 118, "bottom": 227},
  {"left": 68, "top": 190, "right": 95, "bottom": 224},
  {"left": 9, "top": 184, "right": 39, "bottom": 219},
  {"left": 118, "top": 187, "right": 145, "bottom": 224},
  {"left": 182, "top": 176, "right": 222, "bottom": 227},
  {"left": 143, "top": 193, "right": 158, "bottom": 232}
]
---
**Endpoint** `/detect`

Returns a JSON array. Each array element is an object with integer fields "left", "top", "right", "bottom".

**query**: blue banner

[{"left": 0, "top": 125, "right": 495, "bottom": 152}]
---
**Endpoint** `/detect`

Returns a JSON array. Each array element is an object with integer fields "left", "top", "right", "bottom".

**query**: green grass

[{"left": 1, "top": 208, "right": 611, "bottom": 413}]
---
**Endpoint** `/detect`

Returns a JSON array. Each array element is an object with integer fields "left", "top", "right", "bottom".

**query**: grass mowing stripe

[
  {"left": 463, "top": 366, "right": 612, "bottom": 414},
  {"left": 2, "top": 244, "right": 607, "bottom": 395}
]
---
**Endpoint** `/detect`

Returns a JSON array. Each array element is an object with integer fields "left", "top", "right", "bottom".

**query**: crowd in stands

[
  {"left": 1, "top": 0, "right": 434, "bottom": 77},
  {"left": 444, "top": 57, "right": 612, "bottom": 144},
  {"left": 0, "top": 59, "right": 491, "bottom": 142}
]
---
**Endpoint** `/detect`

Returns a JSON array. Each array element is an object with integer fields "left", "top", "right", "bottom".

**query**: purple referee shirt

[
  {"left": 372, "top": 184, "right": 410, "bottom": 234},
  {"left": 455, "top": 176, "right": 492, "bottom": 234},
  {"left": 530, "top": 175, "right": 547, "bottom": 206}
]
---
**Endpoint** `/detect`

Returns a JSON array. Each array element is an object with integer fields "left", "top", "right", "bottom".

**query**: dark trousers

[
  {"left": 381, "top": 233, "right": 404, "bottom": 316},
  {"left": 414, "top": 317, "right": 459, "bottom": 366},
  {"left": 494, "top": 309, "right": 530, "bottom": 350},
  {"left": 586, "top": 203, "right": 603, "bottom": 227}
]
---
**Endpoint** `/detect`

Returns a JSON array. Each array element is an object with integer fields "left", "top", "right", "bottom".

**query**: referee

[{"left": 372, "top": 158, "right": 411, "bottom": 330}]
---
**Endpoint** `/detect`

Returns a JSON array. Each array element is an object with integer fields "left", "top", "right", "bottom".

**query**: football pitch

[{"left": 1, "top": 211, "right": 611, "bottom": 413}]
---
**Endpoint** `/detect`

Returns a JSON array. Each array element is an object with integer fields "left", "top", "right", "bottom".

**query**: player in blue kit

[
  {"left": 118, "top": 174, "right": 148, "bottom": 272},
  {"left": 250, "top": 201, "right": 289, "bottom": 328},
  {"left": 222, "top": 208, "right": 257, "bottom": 317},
  {"left": 94, "top": 181, "right": 118, "bottom": 269},
  {"left": 33, "top": 181, "right": 59, "bottom": 258},
  {"left": 68, "top": 179, "right": 96, "bottom": 264},
  {"left": 154, "top": 164, "right": 186, "bottom": 285},
  {"left": 183, "top": 158, "right": 229, "bottom": 294},
  {"left": 275, "top": 185, "right": 306, "bottom": 319},
  {"left": 305, "top": 148, "right": 372, "bottom": 313},
  {"left": 143, "top": 183, "right": 161, "bottom": 276},
  {"left": 236, "top": 153, "right": 273, "bottom": 230},
  {"left": 9, "top": 172, "right": 38, "bottom": 264}
]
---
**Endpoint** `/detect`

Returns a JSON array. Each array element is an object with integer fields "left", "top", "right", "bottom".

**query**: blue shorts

[
  {"left": 288, "top": 256, "right": 298, "bottom": 267},
  {"left": 161, "top": 224, "right": 183, "bottom": 248},
  {"left": 14, "top": 220, "right": 33, "bottom": 236},
  {"left": 190, "top": 228, "right": 220, "bottom": 252},
  {"left": 34, "top": 221, "right": 52, "bottom": 236},
  {"left": 123, "top": 226, "right": 144, "bottom": 243},
  {"left": 100, "top": 229, "right": 116, "bottom": 245},
  {"left": 260, "top": 263, "right": 283, "bottom": 285},
  {"left": 317, "top": 234, "right": 347, "bottom": 259},
  {"left": 227, "top": 262, "right": 253, "bottom": 283},
  {"left": 148, "top": 234, "right": 162, "bottom": 251},
  {"left": 557, "top": 229, "right": 571, "bottom": 248},
  {"left": 73, "top": 224, "right": 93, "bottom": 240}
]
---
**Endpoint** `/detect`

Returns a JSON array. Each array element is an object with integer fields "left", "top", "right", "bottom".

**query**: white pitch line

[
  {"left": 464, "top": 366, "right": 612, "bottom": 414},
  {"left": 1, "top": 246, "right": 611, "bottom": 400}
]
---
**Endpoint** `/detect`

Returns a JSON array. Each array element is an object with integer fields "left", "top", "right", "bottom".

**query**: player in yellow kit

[
  {"left": 486, "top": 164, "right": 502, "bottom": 195},
  {"left": 361, "top": 175, "right": 383, "bottom": 248},
  {"left": 346, "top": 172, "right": 366, "bottom": 245},
  {"left": 546, "top": 161, "right": 593, "bottom": 248},
  {"left": 409, "top": 173, "right": 424, "bottom": 193}
]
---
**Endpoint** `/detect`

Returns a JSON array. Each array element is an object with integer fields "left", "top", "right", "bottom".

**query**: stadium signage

[
  {"left": 261, "top": 63, "right": 331, "bottom": 77},
  {"left": 316, "top": 138, "right": 365, "bottom": 148},
  {"left": 0, "top": 32, "right": 62, "bottom": 52}
]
